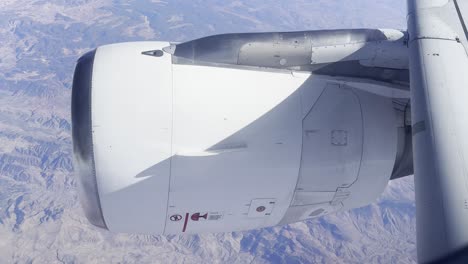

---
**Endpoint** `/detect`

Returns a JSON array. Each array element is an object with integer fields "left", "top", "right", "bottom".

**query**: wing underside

[{"left": 408, "top": 0, "right": 468, "bottom": 262}]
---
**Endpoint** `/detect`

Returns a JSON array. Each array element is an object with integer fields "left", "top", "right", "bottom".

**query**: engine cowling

[{"left": 72, "top": 34, "right": 409, "bottom": 234}]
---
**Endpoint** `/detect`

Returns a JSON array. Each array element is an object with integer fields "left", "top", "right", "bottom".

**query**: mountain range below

[{"left": 0, "top": 0, "right": 416, "bottom": 263}]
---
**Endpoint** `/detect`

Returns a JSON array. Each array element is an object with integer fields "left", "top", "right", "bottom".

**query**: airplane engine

[{"left": 72, "top": 31, "right": 413, "bottom": 234}]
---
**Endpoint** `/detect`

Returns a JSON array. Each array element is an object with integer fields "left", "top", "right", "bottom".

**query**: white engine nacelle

[{"left": 72, "top": 32, "right": 410, "bottom": 234}]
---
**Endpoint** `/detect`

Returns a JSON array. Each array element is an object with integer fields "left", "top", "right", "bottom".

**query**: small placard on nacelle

[{"left": 248, "top": 199, "right": 276, "bottom": 218}]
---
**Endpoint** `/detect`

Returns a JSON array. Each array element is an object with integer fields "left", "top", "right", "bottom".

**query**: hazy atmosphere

[{"left": 0, "top": 0, "right": 415, "bottom": 263}]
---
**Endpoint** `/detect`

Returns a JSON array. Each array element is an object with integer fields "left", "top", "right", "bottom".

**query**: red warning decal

[
  {"left": 181, "top": 212, "right": 225, "bottom": 232},
  {"left": 191, "top": 213, "right": 208, "bottom": 221}
]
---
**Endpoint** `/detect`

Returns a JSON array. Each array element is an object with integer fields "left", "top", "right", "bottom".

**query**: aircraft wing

[{"left": 408, "top": 0, "right": 468, "bottom": 263}]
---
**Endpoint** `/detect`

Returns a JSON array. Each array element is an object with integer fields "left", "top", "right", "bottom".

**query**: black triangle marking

[{"left": 142, "top": 50, "right": 164, "bottom": 57}]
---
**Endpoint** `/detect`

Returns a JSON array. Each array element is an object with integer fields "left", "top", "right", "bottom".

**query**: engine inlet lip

[{"left": 71, "top": 49, "right": 108, "bottom": 230}]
